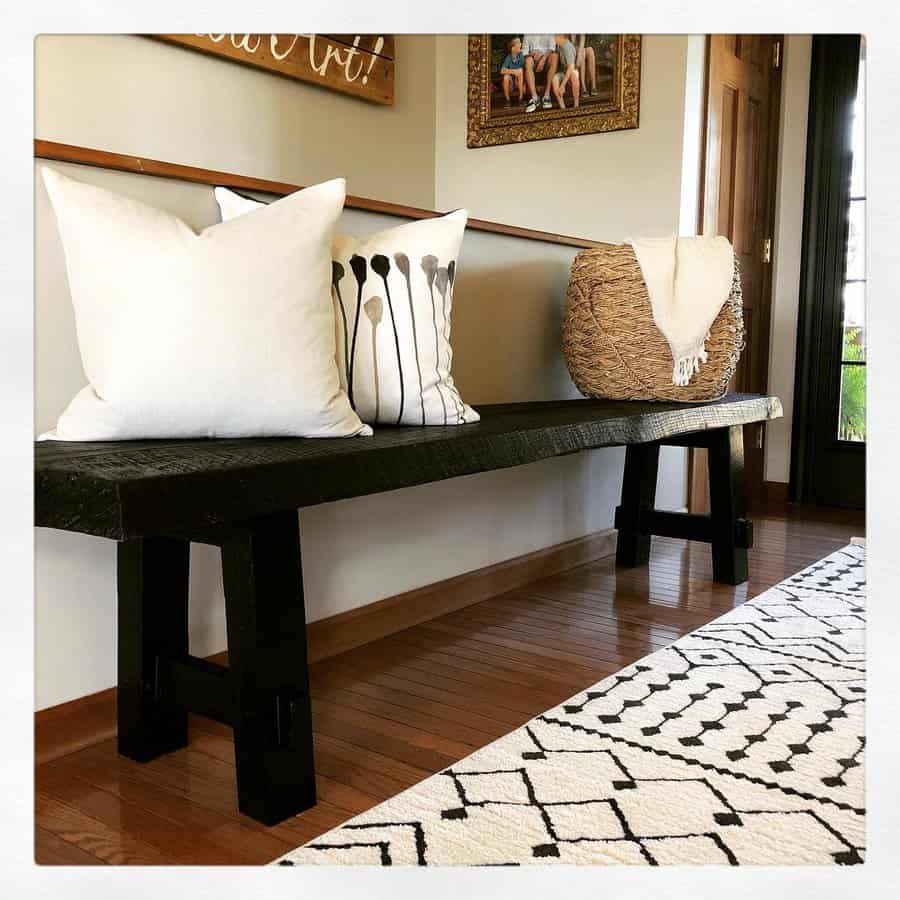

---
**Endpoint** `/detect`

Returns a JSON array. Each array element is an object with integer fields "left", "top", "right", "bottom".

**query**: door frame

[
  {"left": 789, "top": 34, "right": 865, "bottom": 509},
  {"left": 688, "top": 34, "right": 784, "bottom": 513}
]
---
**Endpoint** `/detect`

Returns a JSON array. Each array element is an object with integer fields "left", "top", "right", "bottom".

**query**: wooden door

[{"left": 690, "top": 34, "right": 783, "bottom": 512}]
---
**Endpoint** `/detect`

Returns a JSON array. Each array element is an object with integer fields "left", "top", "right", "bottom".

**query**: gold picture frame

[{"left": 466, "top": 34, "right": 641, "bottom": 148}]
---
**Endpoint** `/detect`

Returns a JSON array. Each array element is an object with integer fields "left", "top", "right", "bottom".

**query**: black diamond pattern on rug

[{"left": 277, "top": 545, "right": 865, "bottom": 866}]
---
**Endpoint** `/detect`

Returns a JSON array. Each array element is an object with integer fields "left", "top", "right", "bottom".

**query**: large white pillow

[
  {"left": 216, "top": 187, "right": 479, "bottom": 426},
  {"left": 40, "top": 167, "right": 370, "bottom": 440}
]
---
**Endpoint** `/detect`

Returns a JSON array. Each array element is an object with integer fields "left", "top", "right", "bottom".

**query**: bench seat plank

[{"left": 35, "top": 394, "right": 781, "bottom": 540}]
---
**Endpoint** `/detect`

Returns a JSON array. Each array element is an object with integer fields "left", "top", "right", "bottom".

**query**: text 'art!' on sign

[{"left": 153, "top": 34, "right": 395, "bottom": 105}]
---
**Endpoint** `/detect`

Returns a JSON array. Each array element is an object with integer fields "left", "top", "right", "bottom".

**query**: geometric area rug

[{"left": 276, "top": 545, "right": 866, "bottom": 866}]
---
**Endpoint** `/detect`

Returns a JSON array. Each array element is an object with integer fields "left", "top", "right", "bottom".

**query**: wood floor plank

[
  {"left": 34, "top": 507, "right": 861, "bottom": 865},
  {"left": 418, "top": 619, "right": 636, "bottom": 669},
  {"left": 43, "top": 750, "right": 241, "bottom": 833},
  {"left": 313, "top": 667, "right": 527, "bottom": 728},
  {"left": 38, "top": 762, "right": 293, "bottom": 865},
  {"left": 35, "top": 826, "right": 109, "bottom": 865},
  {"left": 319, "top": 639, "right": 583, "bottom": 707},
  {"left": 448, "top": 604, "right": 678, "bottom": 654},
  {"left": 312, "top": 697, "right": 478, "bottom": 758},
  {"left": 36, "top": 792, "right": 175, "bottom": 865},
  {"left": 328, "top": 677, "right": 520, "bottom": 731},
  {"left": 317, "top": 677, "right": 504, "bottom": 736}
]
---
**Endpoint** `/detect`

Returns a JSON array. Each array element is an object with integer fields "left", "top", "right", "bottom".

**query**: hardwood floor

[{"left": 34, "top": 504, "right": 863, "bottom": 865}]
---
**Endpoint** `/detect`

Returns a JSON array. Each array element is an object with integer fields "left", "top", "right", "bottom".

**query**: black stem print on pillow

[
  {"left": 331, "top": 261, "right": 351, "bottom": 390},
  {"left": 348, "top": 254, "right": 367, "bottom": 409},
  {"left": 436, "top": 266, "right": 463, "bottom": 423},
  {"left": 447, "top": 259, "right": 466, "bottom": 422},
  {"left": 421, "top": 254, "right": 448, "bottom": 425},
  {"left": 445, "top": 260, "right": 465, "bottom": 422},
  {"left": 364, "top": 295, "right": 384, "bottom": 423},
  {"left": 371, "top": 254, "right": 404, "bottom": 425},
  {"left": 393, "top": 252, "right": 426, "bottom": 425},
  {"left": 447, "top": 260, "right": 458, "bottom": 354}
]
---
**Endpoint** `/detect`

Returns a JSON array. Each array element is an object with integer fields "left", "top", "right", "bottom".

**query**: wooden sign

[{"left": 153, "top": 34, "right": 394, "bottom": 105}]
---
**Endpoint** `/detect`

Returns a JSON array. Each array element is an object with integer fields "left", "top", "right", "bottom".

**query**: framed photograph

[{"left": 467, "top": 34, "right": 641, "bottom": 148}]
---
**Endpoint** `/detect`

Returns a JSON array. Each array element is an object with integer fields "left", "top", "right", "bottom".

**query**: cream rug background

[{"left": 277, "top": 545, "right": 866, "bottom": 866}]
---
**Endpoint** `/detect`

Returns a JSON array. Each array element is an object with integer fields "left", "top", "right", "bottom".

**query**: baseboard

[
  {"left": 34, "top": 685, "right": 118, "bottom": 766},
  {"left": 762, "top": 481, "right": 790, "bottom": 507},
  {"left": 35, "top": 528, "right": 617, "bottom": 765}
]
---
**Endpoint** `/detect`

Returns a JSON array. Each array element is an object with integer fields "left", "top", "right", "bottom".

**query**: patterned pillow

[{"left": 216, "top": 188, "right": 479, "bottom": 426}]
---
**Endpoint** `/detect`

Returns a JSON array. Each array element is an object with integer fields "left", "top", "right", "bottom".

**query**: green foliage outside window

[{"left": 839, "top": 326, "right": 866, "bottom": 442}]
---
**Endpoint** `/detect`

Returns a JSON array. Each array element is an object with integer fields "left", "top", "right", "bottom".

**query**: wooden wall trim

[
  {"left": 35, "top": 527, "right": 617, "bottom": 764},
  {"left": 761, "top": 480, "right": 789, "bottom": 507},
  {"left": 34, "top": 139, "right": 606, "bottom": 251}
]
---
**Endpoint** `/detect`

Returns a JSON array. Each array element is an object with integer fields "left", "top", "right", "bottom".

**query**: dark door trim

[{"left": 790, "top": 34, "right": 864, "bottom": 509}]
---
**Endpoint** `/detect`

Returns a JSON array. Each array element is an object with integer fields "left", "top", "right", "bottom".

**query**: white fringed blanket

[{"left": 630, "top": 236, "right": 735, "bottom": 386}]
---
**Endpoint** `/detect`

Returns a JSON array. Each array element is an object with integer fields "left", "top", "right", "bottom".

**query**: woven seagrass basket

[{"left": 562, "top": 243, "right": 744, "bottom": 402}]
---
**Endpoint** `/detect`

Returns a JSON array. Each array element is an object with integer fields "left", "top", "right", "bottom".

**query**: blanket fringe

[{"left": 672, "top": 341, "right": 709, "bottom": 386}]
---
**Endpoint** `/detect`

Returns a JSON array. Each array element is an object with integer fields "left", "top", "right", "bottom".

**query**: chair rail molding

[{"left": 34, "top": 139, "right": 605, "bottom": 251}]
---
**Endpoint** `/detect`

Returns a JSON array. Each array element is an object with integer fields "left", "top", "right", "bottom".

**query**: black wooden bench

[{"left": 35, "top": 393, "right": 781, "bottom": 825}]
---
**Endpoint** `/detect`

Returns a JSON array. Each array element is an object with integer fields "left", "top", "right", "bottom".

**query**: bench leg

[
  {"left": 221, "top": 510, "right": 316, "bottom": 826},
  {"left": 707, "top": 425, "right": 750, "bottom": 585},
  {"left": 117, "top": 537, "right": 190, "bottom": 762},
  {"left": 615, "top": 442, "right": 660, "bottom": 567}
]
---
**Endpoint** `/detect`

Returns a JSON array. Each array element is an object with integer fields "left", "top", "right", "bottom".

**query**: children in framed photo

[{"left": 467, "top": 34, "right": 641, "bottom": 148}]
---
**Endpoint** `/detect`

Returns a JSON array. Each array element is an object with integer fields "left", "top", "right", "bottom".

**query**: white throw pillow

[
  {"left": 40, "top": 167, "right": 370, "bottom": 440},
  {"left": 216, "top": 187, "right": 480, "bottom": 426}
]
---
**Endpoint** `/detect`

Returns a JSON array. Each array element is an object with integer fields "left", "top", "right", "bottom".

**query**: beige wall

[
  {"left": 35, "top": 34, "right": 437, "bottom": 208},
  {"left": 766, "top": 35, "right": 813, "bottom": 483},
  {"left": 34, "top": 35, "right": 693, "bottom": 709},
  {"left": 434, "top": 35, "right": 691, "bottom": 241}
]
